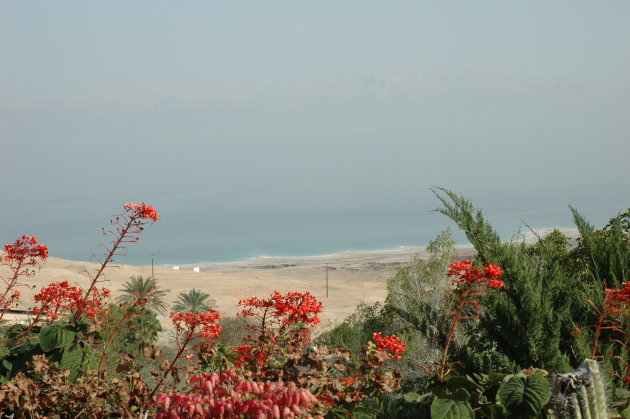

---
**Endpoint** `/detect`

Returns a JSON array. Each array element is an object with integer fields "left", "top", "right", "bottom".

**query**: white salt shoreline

[{"left": 168, "top": 227, "right": 580, "bottom": 272}]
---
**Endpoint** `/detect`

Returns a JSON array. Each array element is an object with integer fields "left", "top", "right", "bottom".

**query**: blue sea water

[
  {"left": 4, "top": 186, "right": 627, "bottom": 267},
  {"left": 77, "top": 191, "right": 629, "bottom": 266}
]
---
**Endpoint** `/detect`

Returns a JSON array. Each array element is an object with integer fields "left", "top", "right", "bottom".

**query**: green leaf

[
  {"left": 497, "top": 375, "right": 551, "bottom": 418},
  {"left": 453, "top": 388, "right": 471, "bottom": 399},
  {"left": 38, "top": 325, "right": 76, "bottom": 352},
  {"left": 59, "top": 345, "right": 86, "bottom": 382},
  {"left": 352, "top": 406, "right": 374, "bottom": 417},
  {"left": 621, "top": 408, "right": 630, "bottom": 419},
  {"left": 497, "top": 377, "right": 525, "bottom": 410},
  {"left": 1, "top": 359, "right": 12, "bottom": 373},
  {"left": 486, "top": 373, "right": 509, "bottom": 385},
  {"left": 431, "top": 395, "right": 475, "bottom": 419},
  {"left": 445, "top": 375, "right": 483, "bottom": 392},
  {"left": 11, "top": 339, "right": 40, "bottom": 355},
  {"left": 615, "top": 388, "right": 630, "bottom": 399},
  {"left": 404, "top": 392, "right": 421, "bottom": 403}
]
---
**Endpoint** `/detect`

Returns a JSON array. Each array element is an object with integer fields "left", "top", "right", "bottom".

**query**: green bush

[{"left": 432, "top": 187, "right": 630, "bottom": 381}]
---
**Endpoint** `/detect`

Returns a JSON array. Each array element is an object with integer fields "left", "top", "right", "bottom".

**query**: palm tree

[
  {"left": 171, "top": 289, "right": 216, "bottom": 313},
  {"left": 116, "top": 276, "right": 169, "bottom": 315}
]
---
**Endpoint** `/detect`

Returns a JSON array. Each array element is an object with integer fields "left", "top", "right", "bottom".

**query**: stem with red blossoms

[
  {"left": 438, "top": 288, "right": 470, "bottom": 381},
  {"left": 84, "top": 219, "right": 135, "bottom": 300},
  {"left": 0, "top": 260, "right": 23, "bottom": 317},
  {"left": 97, "top": 292, "right": 151, "bottom": 373},
  {"left": 150, "top": 343, "right": 187, "bottom": 399},
  {"left": 84, "top": 203, "right": 159, "bottom": 302},
  {"left": 150, "top": 310, "right": 221, "bottom": 398},
  {"left": 433, "top": 260, "right": 505, "bottom": 381},
  {"left": 0, "top": 236, "right": 48, "bottom": 321},
  {"left": 588, "top": 299, "right": 607, "bottom": 359}
]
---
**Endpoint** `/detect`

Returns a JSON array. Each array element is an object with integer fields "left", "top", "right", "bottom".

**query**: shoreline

[
  {"left": 172, "top": 244, "right": 477, "bottom": 272},
  {"left": 45, "top": 227, "right": 581, "bottom": 268},
  {"left": 5, "top": 242, "right": 477, "bottom": 329},
  {"left": 160, "top": 227, "right": 580, "bottom": 270},
  {"left": 2, "top": 227, "right": 580, "bottom": 330}
]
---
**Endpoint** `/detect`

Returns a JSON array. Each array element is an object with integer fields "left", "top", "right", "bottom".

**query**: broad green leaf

[
  {"left": 59, "top": 345, "right": 86, "bottom": 382},
  {"left": 497, "top": 375, "right": 551, "bottom": 418},
  {"left": 453, "top": 388, "right": 471, "bottom": 399},
  {"left": 38, "top": 325, "right": 75, "bottom": 352},
  {"left": 615, "top": 388, "right": 630, "bottom": 399},
  {"left": 445, "top": 375, "right": 483, "bottom": 392},
  {"left": 10, "top": 339, "right": 41, "bottom": 355},
  {"left": 522, "top": 375, "right": 551, "bottom": 417},
  {"left": 486, "top": 373, "right": 509, "bottom": 385},
  {"left": 352, "top": 405, "right": 375, "bottom": 418},
  {"left": 404, "top": 392, "right": 421, "bottom": 403},
  {"left": 497, "top": 376, "right": 525, "bottom": 410},
  {"left": 621, "top": 408, "right": 630, "bottom": 419},
  {"left": 431, "top": 395, "right": 475, "bottom": 419},
  {"left": 1, "top": 359, "right": 12, "bottom": 373}
]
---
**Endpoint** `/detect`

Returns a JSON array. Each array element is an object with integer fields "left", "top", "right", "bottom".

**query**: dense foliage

[
  {"left": 0, "top": 192, "right": 628, "bottom": 418},
  {"left": 319, "top": 189, "right": 630, "bottom": 417},
  {"left": 0, "top": 203, "right": 407, "bottom": 418}
]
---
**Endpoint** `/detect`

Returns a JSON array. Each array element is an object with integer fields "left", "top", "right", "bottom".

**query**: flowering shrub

[
  {"left": 232, "top": 343, "right": 267, "bottom": 369},
  {"left": 235, "top": 291, "right": 323, "bottom": 374},
  {"left": 149, "top": 309, "right": 222, "bottom": 397},
  {"left": 85, "top": 202, "right": 159, "bottom": 299},
  {"left": 171, "top": 310, "right": 222, "bottom": 346},
  {"left": 31, "top": 280, "right": 111, "bottom": 322},
  {"left": 0, "top": 235, "right": 48, "bottom": 319},
  {"left": 0, "top": 202, "right": 159, "bottom": 382},
  {"left": 229, "top": 291, "right": 406, "bottom": 415},
  {"left": 238, "top": 291, "right": 323, "bottom": 332},
  {"left": 447, "top": 259, "right": 504, "bottom": 290},
  {"left": 575, "top": 281, "right": 630, "bottom": 385},
  {"left": 0, "top": 202, "right": 408, "bottom": 417},
  {"left": 432, "top": 260, "right": 505, "bottom": 380},
  {"left": 2, "top": 235, "right": 49, "bottom": 267},
  {"left": 372, "top": 332, "right": 406, "bottom": 360},
  {"left": 156, "top": 370, "right": 319, "bottom": 418},
  {"left": 123, "top": 202, "right": 160, "bottom": 222},
  {"left": 96, "top": 283, "right": 164, "bottom": 372}
]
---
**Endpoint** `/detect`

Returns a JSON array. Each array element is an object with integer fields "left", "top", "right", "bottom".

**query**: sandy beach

[
  {"left": 3, "top": 245, "right": 474, "bottom": 331},
  {"left": 3, "top": 228, "right": 579, "bottom": 335}
]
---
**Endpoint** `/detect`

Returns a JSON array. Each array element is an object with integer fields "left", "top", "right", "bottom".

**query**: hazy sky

[{"left": 1, "top": 1, "right": 629, "bottom": 263}]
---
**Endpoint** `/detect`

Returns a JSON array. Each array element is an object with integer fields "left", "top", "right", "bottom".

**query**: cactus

[{"left": 550, "top": 359, "right": 610, "bottom": 419}]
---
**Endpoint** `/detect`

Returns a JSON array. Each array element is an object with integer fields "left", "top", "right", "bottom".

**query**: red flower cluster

[
  {"left": 170, "top": 310, "right": 221, "bottom": 341},
  {"left": 231, "top": 344, "right": 267, "bottom": 369},
  {"left": 33, "top": 281, "right": 110, "bottom": 321},
  {"left": 2, "top": 235, "right": 48, "bottom": 266},
  {"left": 338, "top": 377, "right": 356, "bottom": 386},
  {"left": 607, "top": 281, "right": 630, "bottom": 304},
  {"left": 156, "top": 371, "right": 318, "bottom": 419},
  {"left": 574, "top": 281, "right": 630, "bottom": 384},
  {"left": 433, "top": 260, "right": 505, "bottom": 380},
  {"left": 238, "top": 291, "right": 323, "bottom": 327},
  {"left": 0, "top": 290, "right": 22, "bottom": 313},
  {"left": 123, "top": 202, "right": 160, "bottom": 222},
  {"left": 372, "top": 332, "right": 406, "bottom": 359},
  {"left": 448, "top": 260, "right": 505, "bottom": 289}
]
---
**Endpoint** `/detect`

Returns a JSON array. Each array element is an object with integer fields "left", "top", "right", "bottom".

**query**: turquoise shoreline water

[
  {"left": 48, "top": 205, "right": 628, "bottom": 267},
  {"left": 10, "top": 187, "right": 628, "bottom": 267},
  {"left": 54, "top": 225, "right": 570, "bottom": 267}
]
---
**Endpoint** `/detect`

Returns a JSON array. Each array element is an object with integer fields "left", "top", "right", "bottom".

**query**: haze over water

[{"left": 2, "top": 2, "right": 629, "bottom": 266}]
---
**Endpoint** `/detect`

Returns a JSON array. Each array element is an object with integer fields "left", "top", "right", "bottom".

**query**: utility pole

[
  {"left": 151, "top": 254, "right": 155, "bottom": 279},
  {"left": 325, "top": 263, "right": 329, "bottom": 298}
]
